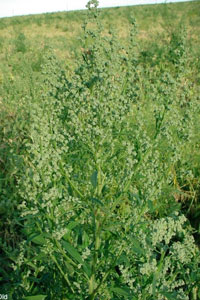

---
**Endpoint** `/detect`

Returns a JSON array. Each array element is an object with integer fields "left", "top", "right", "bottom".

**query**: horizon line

[{"left": 0, "top": 0, "right": 195, "bottom": 19}]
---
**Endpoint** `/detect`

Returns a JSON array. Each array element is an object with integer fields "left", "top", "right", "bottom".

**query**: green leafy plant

[
  {"left": 0, "top": 1, "right": 200, "bottom": 299},
  {"left": 14, "top": 33, "right": 27, "bottom": 53}
]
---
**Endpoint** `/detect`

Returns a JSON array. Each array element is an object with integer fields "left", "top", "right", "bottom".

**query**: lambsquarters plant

[{"left": 6, "top": 1, "right": 199, "bottom": 299}]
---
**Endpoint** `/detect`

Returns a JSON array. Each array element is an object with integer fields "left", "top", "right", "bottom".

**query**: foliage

[
  {"left": 0, "top": 1, "right": 200, "bottom": 299},
  {"left": 14, "top": 33, "right": 27, "bottom": 53}
]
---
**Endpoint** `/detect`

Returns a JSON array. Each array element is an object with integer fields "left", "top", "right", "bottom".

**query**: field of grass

[{"left": 0, "top": 1, "right": 200, "bottom": 299}]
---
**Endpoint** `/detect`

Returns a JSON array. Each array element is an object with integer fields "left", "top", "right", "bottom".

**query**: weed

[
  {"left": 0, "top": 1, "right": 200, "bottom": 299},
  {"left": 14, "top": 32, "right": 27, "bottom": 53}
]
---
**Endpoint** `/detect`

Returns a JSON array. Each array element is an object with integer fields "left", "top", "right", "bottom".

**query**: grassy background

[
  {"left": 0, "top": 0, "right": 199, "bottom": 122},
  {"left": 0, "top": 1, "right": 200, "bottom": 62}
]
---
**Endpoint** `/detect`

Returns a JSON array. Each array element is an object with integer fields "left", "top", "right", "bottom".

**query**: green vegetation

[{"left": 0, "top": 0, "right": 200, "bottom": 299}]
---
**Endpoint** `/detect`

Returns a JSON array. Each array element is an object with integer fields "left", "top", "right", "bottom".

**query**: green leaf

[
  {"left": 161, "top": 291, "right": 178, "bottom": 300},
  {"left": 62, "top": 241, "right": 83, "bottom": 264},
  {"left": 62, "top": 241, "right": 91, "bottom": 276},
  {"left": 66, "top": 221, "right": 79, "bottom": 230},
  {"left": 91, "top": 170, "right": 98, "bottom": 188},
  {"left": 131, "top": 237, "right": 145, "bottom": 255},
  {"left": 116, "top": 254, "right": 129, "bottom": 265},
  {"left": 111, "top": 287, "right": 129, "bottom": 297},
  {"left": 65, "top": 261, "right": 74, "bottom": 276},
  {"left": 83, "top": 263, "right": 92, "bottom": 277},
  {"left": 26, "top": 261, "right": 38, "bottom": 270},
  {"left": 91, "top": 197, "right": 103, "bottom": 206},
  {"left": 63, "top": 221, "right": 79, "bottom": 241},
  {"left": 148, "top": 200, "right": 154, "bottom": 211},
  {"left": 24, "top": 295, "right": 47, "bottom": 300},
  {"left": 28, "top": 234, "right": 46, "bottom": 245},
  {"left": 34, "top": 253, "right": 47, "bottom": 261},
  {"left": 82, "top": 231, "right": 90, "bottom": 248}
]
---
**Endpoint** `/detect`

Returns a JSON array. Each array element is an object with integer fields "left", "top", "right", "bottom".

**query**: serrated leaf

[
  {"left": 91, "top": 170, "right": 98, "bottom": 188},
  {"left": 24, "top": 295, "right": 47, "bottom": 300}
]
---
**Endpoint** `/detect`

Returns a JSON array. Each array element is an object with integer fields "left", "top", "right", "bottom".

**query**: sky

[{"left": 0, "top": 0, "right": 194, "bottom": 18}]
